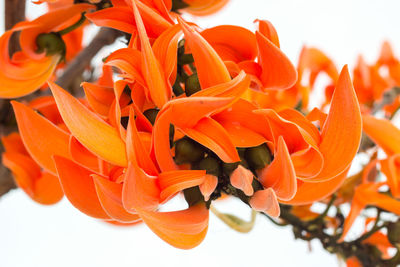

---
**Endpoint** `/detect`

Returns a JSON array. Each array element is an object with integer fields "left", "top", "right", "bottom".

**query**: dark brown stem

[
  {"left": 262, "top": 205, "right": 396, "bottom": 267},
  {"left": 0, "top": 0, "right": 27, "bottom": 198},
  {"left": 55, "top": 28, "right": 121, "bottom": 89},
  {"left": 5, "top": 0, "right": 26, "bottom": 55}
]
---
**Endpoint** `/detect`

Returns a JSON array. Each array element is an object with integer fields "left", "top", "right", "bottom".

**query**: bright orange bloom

[
  {"left": 2, "top": 0, "right": 369, "bottom": 252},
  {"left": 0, "top": 3, "right": 93, "bottom": 98}
]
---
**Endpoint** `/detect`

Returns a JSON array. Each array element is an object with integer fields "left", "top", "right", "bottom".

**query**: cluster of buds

[{"left": 1, "top": 0, "right": 400, "bottom": 265}]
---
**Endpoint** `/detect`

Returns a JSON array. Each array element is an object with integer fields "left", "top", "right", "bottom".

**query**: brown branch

[
  {"left": 5, "top": 0, "right": 26, "bottom": 54},
  {"left": 56, "top": 27, "right": 121, "bottom": 89},
  {"left": 0, "top": 0, "right": 27, "bottom": 198}
]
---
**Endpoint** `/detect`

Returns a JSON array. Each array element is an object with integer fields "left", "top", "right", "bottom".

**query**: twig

[{"left": 55, "top": 27, "right": 121, "bottom": 89}]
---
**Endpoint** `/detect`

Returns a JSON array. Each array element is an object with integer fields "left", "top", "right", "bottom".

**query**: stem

[
  {"left": 58, "top": 13, "right": 87, "bottom": 36},
  {"left": 56, "top": 27, "right": 121, "bottom": 89}
]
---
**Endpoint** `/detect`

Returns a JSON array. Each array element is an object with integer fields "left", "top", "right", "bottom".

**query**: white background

[{"left": 1, "top": 0, "right": 400, "bottom": 266}]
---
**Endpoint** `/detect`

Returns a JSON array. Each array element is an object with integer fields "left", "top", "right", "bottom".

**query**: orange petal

[
  {"left": 192, "top": 71, "right": 250, "bottom": 98},
  {"left": 283, "top": 167, "right": 350, "bottom": 205},
  {"left": 122, "top": 163, "right": 160, "bottom": 212},
  {"left": 250, "top": 188, "right": 280, "bottom": 218},
  {"left": 152, "top": 24, "right": 182, "bottom": 83},
  {"left": 69, "top": 136, "right": 100, "bottom": 172},
  {"left": 0, "top": 54, "right": 59, "bottom": 98},
  {"left": 86, "top": 7, "right": 136, "bottom": 33},
  {"left": 105, "top": 48, "right": 144, "bottom": 85},
  {"left": 180, "top": 117, "right": 240, "bottom": 163},
  {"left": 230, "top": 165, "right": 254, "bottom": 196},
  {"left": 12, "top": 101, "right": 71, "bottom": 175},
  {"left": 199, "top": 174, "right": 218, "bottom": 201},
  {"left": 137, "top": 204, "right": 209, "bottom": 249},
  {"left": 256, "top": 31, "right": 297, "bottom": 90},
  {"left": 362, "top": 115, "right": 400, "bottom": 155},
  {"left": 92, "top": 174, "right": 141, "bottom": 223},
  {"left": 33, "top": 171, "right": 64, "bottom": 205},
  {"left": 169, "top": 96, "right": 234, "bottom": 128},
  {"left": 255, "top": 20, "right": 280, "bottom": 48},
  {"left": 49, "top": 82, "right": 127, "bottom": 167},
  {"left": 158, "top": 170, "right": 206, "bottom": 203},
  {"left": 297, "top": 47, "right": 339, "bottom": 86},
  {"left": 152, "top": 108, "right": 179, "bottom": 171},
  {"left": 132, "top": 0, "right": 171, "bottom": 108},
  {"left": 218, "top": 120, "right": 266, "bottom": 148},
  {"left": 314, "top": 65, "right": 362, "bottom": 181},
  {"left": 201, "top": 25, "right": 257, "bottom": 63},
  {"left": 178, "top": 17, "right": 231, "bottom": 88},
  {"left": 380, "top": 155, "right": 400, "bottom": 198},
  {"left": 82, "top": 82, "right": 114, "bottom": 116},
  {"left": 258, "top": 136, "right": 297, "bottom": 201},
  {"left": 126, "top": 108, "right": 159, "bottom": 175},
  {"left": 53, "top": 156, "right": 110, "bottom": 219}
]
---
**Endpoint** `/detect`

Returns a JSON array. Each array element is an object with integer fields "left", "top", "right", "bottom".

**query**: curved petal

[
  {"left": 92, "top": 174, "right": 141, "bottom": 223},
  {"left": 49, "top": 82, "right": 127, "bottom": 167},
  {"left": 362, "top": 115, "right": 400, "bottom": 155},
  {"left": 158, "top": 170, "right": 206, "bottom": 203},
  {"left": 230, "top": 165, "right": 254, "bottom": 196},
  {"left": 283, "top": 167, "right": 350, "bottom": 205},
  {"left": 53, "top": 156, "right": 110, "bottom": 219},
  {"left": 250, "top": 188, "right": 280, "bottom": 218},
  {"left": 86, "top": 7, "right": 136, "bottom": 33},
  {"left": 313, "top": 65, "right": 362, "bottom": 181},
  {"left": 201, "top": 25, "right": 257, "bottom": 62},
  {"left": 137, "top": 204, "right": 209, "bottom": 249},
  {"left": 180, "top": 117, "right": 240, "bottom": 163},
  {"left": 132, "top": 0, "right": 171, "bottom": 108},
  {"left": 122, "top": 163, "right": 160, "bottom": 212},
  {"left": 126, "top": 108, "right": 159, "bottom": 175},
  {"left": 192, "top": 71, "right": 250, "bottom": 98},
  {"left": 12, "top": 101, "right": 71, "bottom": 175},
  {"left": 255, "top": 19, "right": 280, "bottom": 48},
  {"left": 199, "top": 174, "right": 218, "bottom": 201},
  {"left": 169, "top": 96, "right": 234, "bottom": 128},
  {"left": 178, "top": 17, "right": 231, "bottom": 88},
  {"left": 258, "top": 136, "right": 297, "bottom": 201},
  {"left": 256, "top": 31, "right": 297, "bottom": 90}
]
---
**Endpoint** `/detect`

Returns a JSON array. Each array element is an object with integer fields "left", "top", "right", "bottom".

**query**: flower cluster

[{"left": 1, "top": 0, "right": 400, "bottom": 265}]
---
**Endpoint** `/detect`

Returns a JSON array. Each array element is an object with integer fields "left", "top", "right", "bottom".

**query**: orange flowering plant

[{"left": 1, "top": 0, "right": 400, "bottom": 266}]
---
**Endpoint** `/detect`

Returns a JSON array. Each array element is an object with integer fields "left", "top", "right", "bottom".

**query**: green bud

[
  {"left": 245, "top": 143, "right": 272, "bottom": 170},
  {"left": 143, "top": 108, "right": 159, "bottom": 125},
  {"left": 36, "top": 32, "right": 66, "bottom": 56},
  {"left": 222, "top": 162, "right": 240, "bottom": 176},
  {"left": 174, "top": 138, "right": 205, "bottom": 164},
  {"left": 194, "top": 156, "right": 221, "bottom": 177},
  {"left": 387, "top": 221, "right": 400, "bottom": 246},
  {"left": 183, "top": 186, "right": 204, "bottom": 207},
  {"left": 185, "top": 74, "right": 201, "bottom": 96}
]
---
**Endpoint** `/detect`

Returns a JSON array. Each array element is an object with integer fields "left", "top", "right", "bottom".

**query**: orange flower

[{"left": 0, "top": 3, "right": 93, "bottom": 98}]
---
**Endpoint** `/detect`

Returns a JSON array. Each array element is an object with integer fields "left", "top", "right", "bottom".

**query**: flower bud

[
  {"left": 185, "top": 74, "right": 201, "bottom": 96},
  {"left": 36, "top": 32, "right": 66, "bottom": 56},
  {"left": 174, "top": 138, "right": 205, "bottom": 164},
  {"left": 245, "top": 144, "right": 272, "bottom": 170},
  {"left": 194, "top": 156, "right": 221, "bottom": 177}
]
